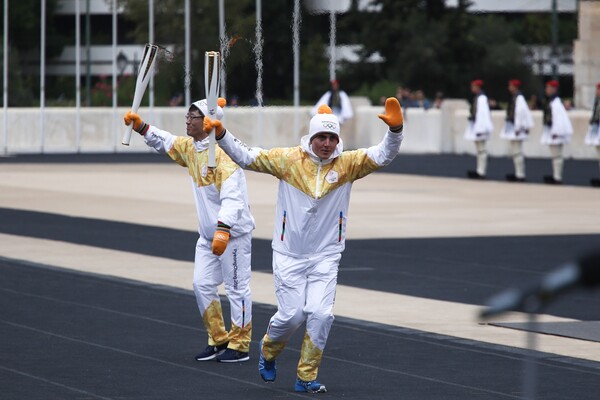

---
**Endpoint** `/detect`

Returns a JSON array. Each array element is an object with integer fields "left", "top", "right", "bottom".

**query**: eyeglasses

[{"left": 185, "top": 113, "right": 204, "bottom": 122}]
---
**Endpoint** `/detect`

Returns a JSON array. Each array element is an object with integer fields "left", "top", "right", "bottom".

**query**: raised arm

[
  {"left": 123, "top": 111, "right": 176, "bottom": 153},
  {"left": 203, "top": 116, "right": 288, "bottom": 178},
  {"left": 369, "top": 97, "right": 404, "bottom": 164}
]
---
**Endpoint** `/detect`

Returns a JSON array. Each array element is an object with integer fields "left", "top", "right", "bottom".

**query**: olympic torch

[
  {"left": 122, "top": 43, "right": 159, "bottom": 145},
  {"left": 204, "top": 51, "right": 220, "bottom": 168}
]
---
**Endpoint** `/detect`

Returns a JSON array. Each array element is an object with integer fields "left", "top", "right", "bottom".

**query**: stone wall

[
  {"left": 1, "top": 98, "right": 598, "bottom": 160},
  {"left": 573, "top": 0, "right": 600, "bottom": 110}
]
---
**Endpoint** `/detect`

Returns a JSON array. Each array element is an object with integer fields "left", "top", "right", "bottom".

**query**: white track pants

[
  {"left": 193, "top": 233, "right": 252, "bottom": 352},
  {"left": 261, "top": 251, "right": 340, "bottom": 381}
]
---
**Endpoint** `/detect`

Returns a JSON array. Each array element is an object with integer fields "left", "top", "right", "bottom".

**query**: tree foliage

[
  {"left": 339, "top": 0, "right": 546, "bottom": 103},
  {"left": 0, "top": 0, "right": 64, "bottom": 106},
  {"left": 1, "top": 0, "right": 579, "bottom": 106},
  {"left": 118, "top": 0, "right": 331, "bottom": 106}
]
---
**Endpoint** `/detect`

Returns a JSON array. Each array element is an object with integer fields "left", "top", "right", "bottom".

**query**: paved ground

[
  {"left": 2, "top": 152, "right": 599, "bottom": 187},
  {"left": 1, "top": 152, "right": 599, "bottom": 399}
]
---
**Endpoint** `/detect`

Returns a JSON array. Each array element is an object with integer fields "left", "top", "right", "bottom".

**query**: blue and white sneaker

[
  {"left": 194, "top": 343, "right": 228, "bottom": 361},
  {"left": 294, "top": 378, "right": 327, "bottom": 393},
  {"left": 258, "top": 340, "right": 276, "bottom": 382}
]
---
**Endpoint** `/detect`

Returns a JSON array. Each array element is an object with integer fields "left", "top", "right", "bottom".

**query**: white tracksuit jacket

[
  {"left": 217, "top": 129, "right": 403, "bottom": 256},
  {"left": 143, "top": 127, "right": 255, "bottom": 239}
]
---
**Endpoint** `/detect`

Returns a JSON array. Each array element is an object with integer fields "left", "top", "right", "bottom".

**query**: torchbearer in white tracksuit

[
  {"left": 123, "top": 98, "right": 255, "bottom": 363},
  {"left": 540, "top": 80, "right": 573, "bottom": 184},
  {"left": 203, "top": 98, "right": 405, "bottom": 393},
  {"left": 584, "top": 82, "right": 600, "bottom": 187},
  {"left": 464, "top": 79, "right": 494, "bottom": 179},
  {"left": 500, "top": 79, "right": 534, "bottom": 182}
]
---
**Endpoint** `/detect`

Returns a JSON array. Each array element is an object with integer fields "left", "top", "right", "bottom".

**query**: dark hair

[{"left": 188, "top": 104, "right": 203, "bottom": 116}]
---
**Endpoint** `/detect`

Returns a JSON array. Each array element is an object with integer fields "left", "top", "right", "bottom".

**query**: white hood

[
  {"left": 300, "top": 134, "right": 344, "bottom": 164},
  {"left": 190, "top": 98, "right": 224, "bottom": 120}
]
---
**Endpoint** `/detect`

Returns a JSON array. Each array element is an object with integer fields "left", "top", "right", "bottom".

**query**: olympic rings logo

[{"left": 321, "top": 122, "right": 337, "bottom": 130}]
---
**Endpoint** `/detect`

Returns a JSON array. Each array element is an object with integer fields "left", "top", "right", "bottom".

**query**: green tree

[
  {"left": 118, "top": 0, "right": 331, "bottom": 106},
  {"left": 341, "top": 0, "right": 539, "bottom": 102},
  {"left": 0, "top": 0, "right": 64, "bottom": 106}
]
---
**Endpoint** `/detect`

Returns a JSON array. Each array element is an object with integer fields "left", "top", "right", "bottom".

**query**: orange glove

[
  {"left": 212, "top": 222, "right": 231, "bottom": 256},
  {"left": 203, "top": 116, "right": 224, "bottom": 136},
  {"left": 378, "top": 97, "right": 404, "bottom": 133},
  {"left": 123, "top": 111, "right": 148, "bottom": 134}
]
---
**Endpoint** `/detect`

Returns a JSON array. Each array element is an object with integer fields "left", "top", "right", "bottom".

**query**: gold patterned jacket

[
  {"left": 143, "top": 127, "right": 255, "bottom": 241},
  {"left": 218, "top": 128, "right": 403, "bottom": 257}
]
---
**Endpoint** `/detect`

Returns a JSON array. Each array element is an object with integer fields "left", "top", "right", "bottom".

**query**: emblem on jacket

[{"left": 325, "top": 170, "right": 338, "bottom": 184}]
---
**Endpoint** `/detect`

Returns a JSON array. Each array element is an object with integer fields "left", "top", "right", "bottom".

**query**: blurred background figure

[
  {"left": 313, "top": 79, "right": 354, "bottom": 124},
  {"left": 563, "top": 99, "right": 574, "bottom": 111},
  {"left": 464, "top": 79, "right": 494, "bottom": 179},
  {"left": 540, "top": 80, "right": 573, "bottom": 185},
  {"left": 169, "top": 92, "right": 184, "bottom": 107},
  {"left": 584, "top": 82, "right": 600, "bottom": 187},
  {"left": 229, "top": 95, "right": 240, "bottom": 107},
  {"left": 528, "top": 94, "right": 543, "bottom": 110},
  {"left": 414, "top": 90, "right": 431, "bottom": 110},
  {"left": 432, "top": 91, "right": 444, "bottom": 109},
  {"left": 500, "top": 79, "right": 534, "bottom": 182},
  {"left": 488, "top": 98, "right": 501, "bottom": 110},
  {"left": 396, "top": 86, "right": 415, "bottom": 109}
]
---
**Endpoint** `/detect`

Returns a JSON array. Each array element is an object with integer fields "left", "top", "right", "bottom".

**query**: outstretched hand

[{"left": 377, "top": 97, "right": 404, "bottom": 133}]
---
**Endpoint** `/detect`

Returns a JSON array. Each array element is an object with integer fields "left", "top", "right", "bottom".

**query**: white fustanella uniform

[
  {"left": 585, "top": 95, "right": 600, "bottom": 146},
  {"left": 584, "top": 95, "right": 600, "bottom": 179},
  {"left": 540, "top": 96, "right": 573, "bottom": 181},
  {"left": 540, "top": 96, "right": 573, "bottom": 146},
  {"left": 143, "top": 127, "right": 255, "bottom": 352},
  {"left": 585, "top": 122, "right": 600, "bottom": 146},
  {"left": 500, "top": 93, "right": 534, "bottom": 141},
  {"left": 464, "top": 92, "right": 494, "bottom": 176},
  {"left": 501, "top": 92, "right": 534, "bottom": 179},
  {"left": 217, "top": 121, "right": 403, "bottom": 381},
  {"left": 464, "top": 93, "right": 494, "bottom": 142}
]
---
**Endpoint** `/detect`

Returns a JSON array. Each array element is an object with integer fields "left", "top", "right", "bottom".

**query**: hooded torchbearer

[
  {"left": 123, "top": 98, "right": 256, "bottom": 363},
  {"left": 204, "top": 98, "right": 404, "bottom": 393}
]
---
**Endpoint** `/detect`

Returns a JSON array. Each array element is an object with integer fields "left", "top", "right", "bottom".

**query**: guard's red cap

[
  {"left": 509, "top": 79, "right": 521, "bottom": 87},
  {"left": 471, "top": 79, "right": 484, "bottom": 87},
  {"left": 546, "top": 80, "right": 559, "bottom": 88}
]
